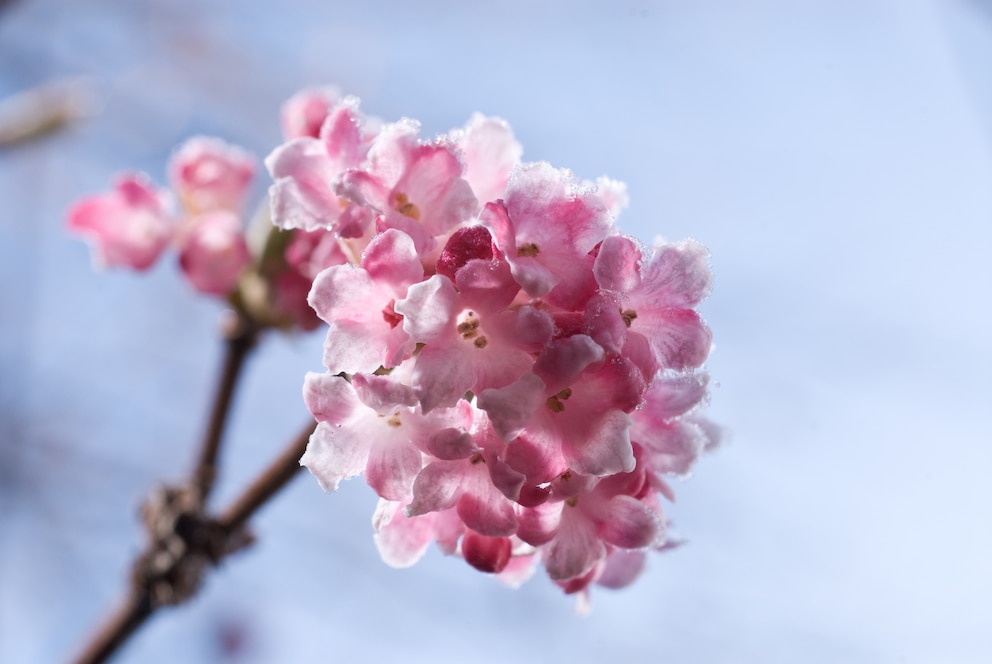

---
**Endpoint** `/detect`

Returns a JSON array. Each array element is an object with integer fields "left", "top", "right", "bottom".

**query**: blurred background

[{"left": 2, "top": 0, "right": 991, "bottom": 662}]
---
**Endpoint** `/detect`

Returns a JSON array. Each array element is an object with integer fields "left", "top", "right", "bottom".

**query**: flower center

[
  {"left": 517, "top": 242, "right": 540, "bottom": 257},
  {"left": 392, "top": 192, "right": 421, "bottom": 220},
  {"left": 620, "top": 308, "right": 638, "bottom": 328},
  {"left": 544, "top": 387, "right": 573, "bottom": 413},
  {"left": 456, "top": 310, "right": 488, "bottom": 349}
]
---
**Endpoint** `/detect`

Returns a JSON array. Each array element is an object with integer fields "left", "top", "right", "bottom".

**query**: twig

[
  {"left": 217, "top": 420, "right": 316, "bottom": 533},
  {"left": 70, "top": 593, "right": 153, "bottom": 664},
  {"left": 70, "top": 420, "right": 316, "bottom": 664},
  {"left": 192, "top": 311, "right": 259, "bottom": 503}
]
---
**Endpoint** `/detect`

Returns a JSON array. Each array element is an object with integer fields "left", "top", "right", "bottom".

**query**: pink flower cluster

[
  {"left": 67, "top": 127, "right": 348, "bottom": 330},
  {"left": 269, "top": 89, "right": 721, "bottom": 598},
  {"left": 68, "top": 137, "right": 255, "bottom": 294}
]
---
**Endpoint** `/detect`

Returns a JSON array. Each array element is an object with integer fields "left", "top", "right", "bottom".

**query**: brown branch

[
  {"left": 70, "top": 420, "right": 315, "bottom": 664},
  {"left": 70, "top": 592, "right": 153, "bottom": 664},
  {"left": 192, "top": 311, "right": 259, "bottom": 503},
  {"left": 217, "top": 420, "right": 316, "bottom": 533}
]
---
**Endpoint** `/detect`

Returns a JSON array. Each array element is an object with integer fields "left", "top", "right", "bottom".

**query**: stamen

[
  {"left": 393, "top": 192, "right": 421, "bottom": 220},
  {"left": 517, "top": 242, "right": 540, "bottom": 257}
]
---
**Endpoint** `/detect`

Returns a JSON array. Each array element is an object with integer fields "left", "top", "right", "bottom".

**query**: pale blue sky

[{"left": 2, "top": 1, "right": 991, "bottom": 662}]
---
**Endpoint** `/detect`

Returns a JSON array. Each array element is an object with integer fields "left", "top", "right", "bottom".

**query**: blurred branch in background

[{"left": 0, "top": 78, "right": 96, "bottom": 148}]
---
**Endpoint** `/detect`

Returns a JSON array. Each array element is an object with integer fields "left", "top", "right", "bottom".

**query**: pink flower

[
  {"left": 274, "top": 90, "right": 721, "bottom": 600},
  {"left": 176, "top": 211, "right": 251, "bottom": 295},
  {"left": 522, "top": 460, "right": 666, "bottom": 586},
  {"left": 372, "top": 499, "right": 465, "bottom": 568},
  {"left": 451, "top": 113, "right": 523, "bottom": 207},
  {"left": 482, "top": 163, "right": 611, "bottom": 310},
  {"left": 589, "top": 235, "right": 713, "bottom": 371},
  {"left": 168, "top": 136, "right": 255, "bottom": 215},
  {"left": 307, "top": 229, "right": 423, "bottom": 374},
  {"left": 394, "top": 243, "right": 553, "bottom": 411},
  {"left": 337, "top": 119, "right": 477, "bottom": 255},
  {"left": 267, "top": 99, "right": 376, "bottom": 236},
  {"left": 302, "top": 370, "right": 473, "bottom": 501},
  {"left": 67, "top": 174, "right": 173, "bottom": 270},
  {"left": 280, "top": 86, "right": 342, "bottom": 140}
]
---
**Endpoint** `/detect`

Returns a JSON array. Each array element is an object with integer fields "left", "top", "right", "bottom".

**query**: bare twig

[
  {"left": 71, "top": 420, "right": 316, "bottom": 664},
  {"left": 217, "top": 420, "right": 315, "bottom": 533},
  {"left": 192, "top": 311, "right": 259, "bottom": 503}
]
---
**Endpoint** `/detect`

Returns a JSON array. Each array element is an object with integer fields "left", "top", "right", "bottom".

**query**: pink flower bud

[
  {"left": 168, "top": 136, "right": 255, "bottom": 215},
  {"left": 67, "top": 174, "right": 173, "bottom": 270}
]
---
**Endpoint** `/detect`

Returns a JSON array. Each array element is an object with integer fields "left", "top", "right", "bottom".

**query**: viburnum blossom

[
  {"left": 268, "top": 89, "right": 722, "bottom": 603},
  {"left": 66, "top": 174, "right": 173, "bottom": 270},
  {"left": 67, "top": 135, "right": 346, "bottom": 330},
  {"left": 67, "top": 86, "right": 721, "bottom": 606}
]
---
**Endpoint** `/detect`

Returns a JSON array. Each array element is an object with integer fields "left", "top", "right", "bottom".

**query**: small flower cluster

[
  {"left": 67, "top": 113, "right": 349, "bottom": 331},
  {"left": 268, "top": 89, "right": 721, "bottom": 598}
]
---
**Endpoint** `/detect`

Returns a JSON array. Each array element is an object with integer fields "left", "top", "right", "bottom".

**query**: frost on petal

[
  {"left": 643, "top": 372, "right": 710, "bottom": 421},
  {"left": 280, "top": 86, "right": 342, "bottom": 139},
  {"left": 267, "top": 116, "right": 372, "bottom": 235},
  {"left": 372, "top": 499, "right": 436, "bottom": 568},
  {"left": 592, "top": 176, "right": 629, "bottom": 220},
  {"left": 639, "top": 308, "right": 713, "bottom": 371},
  {"left": 635, "top": 418, "right": 708, "bottom": 477},
  {"left": 641, "top": 239, "right": 713, "bottom": 308},
  {"left": 266, "top": 138, "right": 343, "bottom": 231},
  {"left": 455, "top": 113, "right": 523, "bottom": 206},
  {"left": 496, "top": 163, "right": 612, "bottom": 305},
  {"left": 300, "top": 421, "right": 370, "bottom": 493}
]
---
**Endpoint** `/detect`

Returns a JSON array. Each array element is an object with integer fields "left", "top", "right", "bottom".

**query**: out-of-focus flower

[
  {"left": 280, "top": 86, "right": 342, "bottom": 140},
  {"left": 177, "top": 211, "right": 252, "bottom": 295},
  {"left": 168, "top": 136, "right": 256, "bottom": 215},
  {"left": 66, "top": 174, "right": 173, "bottom": 270}
]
